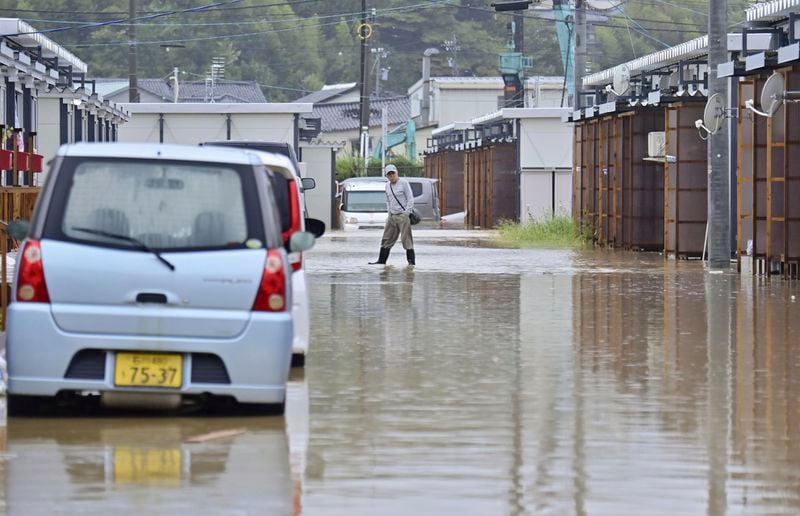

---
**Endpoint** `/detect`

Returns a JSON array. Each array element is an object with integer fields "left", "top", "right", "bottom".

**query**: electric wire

[
  {"left": 65, "top": 1, "right": 452, "bottom": 48},
  {"left": 1, "top": 1, "right": 245, "bottom": 37},
  {"left": 0, "top": 0, "right": 327, "bottom": 16}
]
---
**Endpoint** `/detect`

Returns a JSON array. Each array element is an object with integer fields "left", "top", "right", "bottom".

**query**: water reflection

[
  {"left": 0, "top": 234, "right": 799, "bottom": 515},
  {"left": 4, "top": 415, "right": 292, "bottom": 514},
  {"left": 301, "top": 235, "right": 800, "bottom": 515}
]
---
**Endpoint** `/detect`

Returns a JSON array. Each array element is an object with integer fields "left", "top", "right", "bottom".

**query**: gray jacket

[{"left": 385, "top": 178, "right": 414, "bottom": 215}]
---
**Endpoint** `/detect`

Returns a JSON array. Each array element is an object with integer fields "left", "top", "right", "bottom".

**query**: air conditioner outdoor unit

[{"left": 648, "top": 131, "right": 666, "bottom": 157}]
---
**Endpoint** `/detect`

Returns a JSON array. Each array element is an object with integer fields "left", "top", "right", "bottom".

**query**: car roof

[
  {"left": 341, "top": 176, "right": 438, "bottom": 184},
  {"left": 246, "top": 150, "right": 297, "bottom": 179},
  {"left": 58, "top": 143, "right": 260, "bottom": 166},
  {"left": 202, "top": 141, "right": 296, "bottom": 160},
  {"left": 343, "top": 180, "right": 386, "bottom": 191}
]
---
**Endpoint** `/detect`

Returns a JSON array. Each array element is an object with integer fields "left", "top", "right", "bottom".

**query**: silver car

[{"left": 6, "top": 143, "right": 314, "bottom": 415}]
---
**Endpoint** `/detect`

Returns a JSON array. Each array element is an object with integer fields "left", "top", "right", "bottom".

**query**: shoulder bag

[{"left": 389, "top": 182, "right": 421, "bottom": 225}]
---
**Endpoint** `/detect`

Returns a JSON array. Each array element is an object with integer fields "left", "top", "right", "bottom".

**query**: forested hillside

[{"left": 2, "top": 0, "right": 754, "bottom": 101}]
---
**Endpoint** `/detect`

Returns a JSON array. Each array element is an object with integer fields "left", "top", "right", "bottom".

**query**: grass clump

[
  {"left": 336, "top": 156, "right": 423, "bottom": 181},
  {"left": 498, "top": 216, "right": 589, "bottom": 248}
]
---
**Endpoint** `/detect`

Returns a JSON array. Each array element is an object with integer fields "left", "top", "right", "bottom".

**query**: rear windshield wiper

[{"left": 70, "top": 227, "right": 176, "bottom": 271}]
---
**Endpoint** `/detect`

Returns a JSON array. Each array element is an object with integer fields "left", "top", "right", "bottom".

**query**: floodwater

[{"left": 1, "top": 229, "right": 800, "bottom": 515}]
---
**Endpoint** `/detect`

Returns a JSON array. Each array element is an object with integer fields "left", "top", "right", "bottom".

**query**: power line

[
  {"left": 0, "top": 0, "right": 326, "bottom": 16},
  {"left": 2, "top": 0, "right": 245, "bottom": 37},
  {"left": 66, "top": 1, "right": 451, "bottom": 48}
]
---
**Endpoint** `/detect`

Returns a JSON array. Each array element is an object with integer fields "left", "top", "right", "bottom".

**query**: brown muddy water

[{"left": 1, "top": 229, "right": 799, "bottom": 515}]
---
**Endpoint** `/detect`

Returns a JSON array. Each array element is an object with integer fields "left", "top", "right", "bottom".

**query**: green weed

[{"left": 497, "top": 216, "right": 590, "bottom": 248}]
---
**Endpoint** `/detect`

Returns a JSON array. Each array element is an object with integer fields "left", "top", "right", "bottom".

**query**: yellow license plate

[
  {"left": 114, "top": 447, "right": 182, "bottom": 485},
  {"left": 114, "top": 352, "right": 182, "bottom": 388}
]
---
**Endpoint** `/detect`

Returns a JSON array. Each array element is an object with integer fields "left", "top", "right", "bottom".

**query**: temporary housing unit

[
  {"left": 570, "top": 33, "right": 773, "bottom": 257},
  {"left": 118, "top": 103, "right": 313, "bottom": 150},
  {"left": 38, "top": 87, "right": 129, "bottom": 177},
  {"left": 572, "top": 106, "right": 666, "bottom": 251},
  {"left": 722, "top": 0, "right": 800, "bottom": 277},
  {"left": 424, "top": 122, "right": 471, "bottom": 217},
  {"left": 1, "top": 19, "right": 129, "bottom": 186},
  {"left": 424, "top": 108, "right": 571, "bottom": 227}
]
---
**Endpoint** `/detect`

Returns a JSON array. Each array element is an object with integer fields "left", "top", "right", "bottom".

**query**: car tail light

[
  {"left": 281, "top": 179, "right": 302, "bottom": 244},
  {"left": 289, "top": 251, "right": 303, "bottom": 273},
  {"left": 252, "top": 250, "right": 287, "bottom": 312},
  {"left": 16, "top": 239, "right": 50, "bottom": 303}
]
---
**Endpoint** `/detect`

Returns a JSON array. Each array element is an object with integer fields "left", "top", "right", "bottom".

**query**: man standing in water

[{"left": 368, "top": 164, "right": 415, "bottom": 266}]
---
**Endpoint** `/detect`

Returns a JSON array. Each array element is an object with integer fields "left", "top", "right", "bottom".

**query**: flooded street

[{"left": 2, "top": 229, "right": 800, "bottom": 515}]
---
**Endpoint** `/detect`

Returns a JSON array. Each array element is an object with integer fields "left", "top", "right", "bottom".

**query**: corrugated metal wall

[
  {"left": 664, "top": 102, "right": 707, "bottom": 257},
  {"left": 572, "top": 110, "right": 665, "bottom": 250},
  {"left": 621, "top": 111, "right": 665, "bottom": 250},
  {"left": 464, "top": 143, "right": 517, "bottom": 228},
  {"left": 424, "top": 150, "right": 465, "bottom": 216}
]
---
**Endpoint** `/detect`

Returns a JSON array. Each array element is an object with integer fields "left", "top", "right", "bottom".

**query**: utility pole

[
  {"left": 128, "top": 0, "right": 139, "bottom": 102},
  {"left": 444, "top": 34, "right": 462, "bottom": 76},
  {"left": 372, "top": 47, "right": 387, "bottom": 97},
  {"left": 358, "top": 1, "right": 372, "bottom": 175},
  {"left": 171, "top": 67, "right": 179, "bottom": 103},
  {"left": 707, "top": 0, "right": 729, "bottom": 268},
  {"left": 573, "top": 0, "right": 586, "bottom": 109}
]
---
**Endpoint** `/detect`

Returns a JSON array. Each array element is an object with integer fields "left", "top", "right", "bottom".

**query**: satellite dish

[
  {"left": 612, "top": 64, "right": 631, "bottom": 96},
  {"left": 759, "top": 72, "right": 785, "bottom": 117},
  {"left": 585, "top": 0, "right": 624, "bottom": 9},
  {"left": 658, "top": 74, "right": 671, "bottom": 91},
  {"left": 702, "top": 93, "right": 726, "bottom": 134}
]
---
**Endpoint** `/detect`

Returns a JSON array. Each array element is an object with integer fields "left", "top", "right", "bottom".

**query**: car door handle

[{"left": 136, "top": 293, "right": 168, "bottom": 304}]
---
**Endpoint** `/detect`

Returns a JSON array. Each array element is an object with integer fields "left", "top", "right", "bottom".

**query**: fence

[{"left": 1, "top": 187, "right": 41, "bottom": 330}]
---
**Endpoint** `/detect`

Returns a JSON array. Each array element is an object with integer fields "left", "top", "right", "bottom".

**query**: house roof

[
  {"left": 293, "top": 83, "right": 358, "bottom": 104},
  {"left": 91, "top": 78, "right": 267, "bottom": 103},
  {"left": 313, "top": 96, "right": 410, "bottom": 132}
]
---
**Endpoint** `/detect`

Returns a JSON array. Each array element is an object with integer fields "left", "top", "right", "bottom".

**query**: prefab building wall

[
  {"left": 573, "top": 120, "right": 598, "bottom": 234},
  {"left": 738, "top": 67, "right": 800, "bottom": 276},
  {"left": 572, "top": 109, "right": 664, "bottom": 250},
  {"left": 464, "top": 143, "right": 517, "bottom": 228},
  {"left": 424, "top": 150, "right": 465, "bottom": 216},
  {"left": 618, "top": 110, "right": 665, "bottom": 250},
  {"left": 664, "top": 102, "right": 707, "bottom": 257}
]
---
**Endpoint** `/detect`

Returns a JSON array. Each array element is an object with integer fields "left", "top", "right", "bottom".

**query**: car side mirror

[
  {"left": 305, "top": 218, "right": 326, "bottom": 238},
  {"left": 6, "top": 219, "right": 30, "bottom": 240},
  {"left": 289, "top": 231, "right": 316, "bottom": 253},
  {"left": 301, "top": 177, "right": 316, "bottom": 191}
]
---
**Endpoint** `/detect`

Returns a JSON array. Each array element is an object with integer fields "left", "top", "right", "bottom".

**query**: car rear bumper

[
  {"left": 291, "top": 270, "right": 309, "bottom": 355},
  {"left": 6, "top": 303, "right": 293, "bottom": 404}
]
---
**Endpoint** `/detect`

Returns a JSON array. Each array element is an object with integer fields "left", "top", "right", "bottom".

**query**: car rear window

[
  {"left": 410, "top": 182, "right": 423, "bottom": 197},
  {"left": 265, "top": 172, "right": 292, "bottom": 234},
  {"left": 44, "top": 158, "right": 266, "bottom": 251}
]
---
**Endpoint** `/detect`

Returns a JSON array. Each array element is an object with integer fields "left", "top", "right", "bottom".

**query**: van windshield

[
  {"left": 343, "top": 191, "right": 387, "bottom": 212},
  {"left": 48, "top": 159, "right": 265, "bottom": 251}
]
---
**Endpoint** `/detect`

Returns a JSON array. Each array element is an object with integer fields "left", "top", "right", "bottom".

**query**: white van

[{"left": 339, "top": 177, "right": 439, "bottom": 231}]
